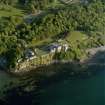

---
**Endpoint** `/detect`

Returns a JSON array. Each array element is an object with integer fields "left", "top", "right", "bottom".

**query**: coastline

[
  {"left": 1, "top": 46, "right": 105, "bottom": 75},
  {"left": 8, "top": 45, "right": 105, "bottom": 74},
  {"left": 1, "top": 63, "right": 105, "bottom": 105},
  {"left": 0, "top": 49, "right": 105, "bottom": 105}
]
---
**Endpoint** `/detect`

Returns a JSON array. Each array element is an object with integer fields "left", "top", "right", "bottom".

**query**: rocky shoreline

[
  {"left": 0, "top": 49, "right": 105, "bottom": 105},
  {"left": 8, "top": 46, "right": 105, "bottom": 74}
]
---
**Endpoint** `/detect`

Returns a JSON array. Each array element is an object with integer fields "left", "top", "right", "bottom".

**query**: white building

[
  {"left": 63, "top": 44, "right": 69, "bottom": 52},
  {"left": 25, "top": 49, "right": 35, "bottom": 59},
  {"left": 49, "top": 42, "right": 69, "bottom": 53},
  {"left": 49, "top": 44, "right": 62, "bottom": 53}
]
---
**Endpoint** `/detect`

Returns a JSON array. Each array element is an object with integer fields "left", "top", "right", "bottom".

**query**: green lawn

[
  {"left": 30, "top": 38, "right": 53, "bottom": 47},
  {"left": 66, "top": 31, "right": 88, "bottom": 47},
  {"left": 46, "top": 0, "right": 64, "bottom": 9},
  {"left": 0, "top": 5, "right": 25, "bottom": 18}
]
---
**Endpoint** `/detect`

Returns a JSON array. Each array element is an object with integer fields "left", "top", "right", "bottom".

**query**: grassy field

[
  {"left": 46, "top": 0, "right": 64, "bottom": 9},
  {"left": 30, "top": 38, "right": 53, "bottom": 47},
  {"left": 66, "top": 31, "right": 88, "bottom": 47},
  {"left": 0, "top": 5, "right": 25, "bottom": 18}
]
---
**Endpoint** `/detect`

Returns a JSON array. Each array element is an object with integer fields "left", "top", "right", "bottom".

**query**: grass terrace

[
  {"left": 36, "top": 48, "right": 48, "bottom": 56},
  {"left": 29, "top": 38, "right": 53, "bottom": 48}
]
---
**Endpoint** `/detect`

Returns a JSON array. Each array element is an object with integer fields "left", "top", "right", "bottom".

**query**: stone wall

[{"left": 14, "top": 53, "right": 55, "bottom": 73}]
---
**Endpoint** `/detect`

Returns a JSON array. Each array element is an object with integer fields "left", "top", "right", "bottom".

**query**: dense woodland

[
  {"left": 0, "top": 0, "right": 54, "bottom": 11},
  {"left": 0, "top": 0, "right": 105, "bottom": 68}
]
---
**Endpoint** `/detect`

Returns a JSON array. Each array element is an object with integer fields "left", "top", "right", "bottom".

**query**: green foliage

[
  {"left": 29, "top": 1, "right": 105, "bottom": 40},
  {"left": 6, "top": 47, "right": 23, "bottom": 69},
  {"left": 0, "top": 0, "right": 105, "bottom": 68},
  {"left": 18, "top": 0, "right": 54, "bottom": 10},
  {"left": 54, "top": 48, "right": 86, "bottom": 61}
]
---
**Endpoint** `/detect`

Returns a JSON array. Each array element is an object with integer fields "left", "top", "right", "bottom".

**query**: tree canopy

[{"left": 0, "top": 0, "right": 105, "bottom": 68}]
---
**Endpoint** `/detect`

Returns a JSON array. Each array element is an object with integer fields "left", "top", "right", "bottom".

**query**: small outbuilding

[
  {"left": 48, "top": 43, "right": 62, "bottom": 53},
  {"left": 25, "top": 49, "right": 35, "bottom": 59}
]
